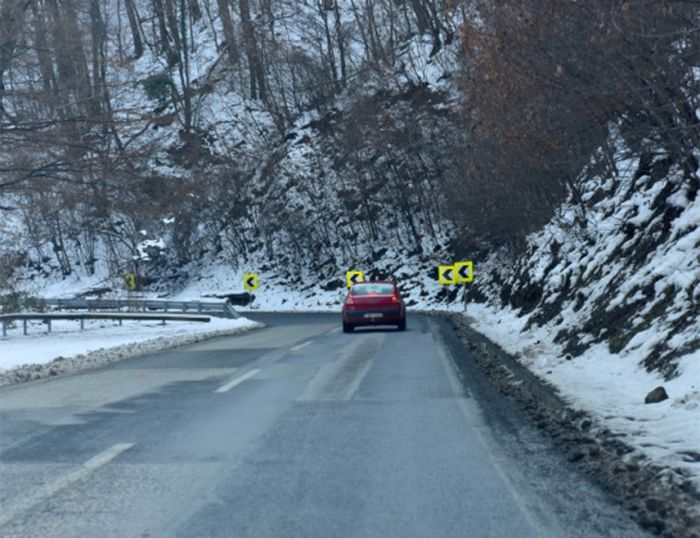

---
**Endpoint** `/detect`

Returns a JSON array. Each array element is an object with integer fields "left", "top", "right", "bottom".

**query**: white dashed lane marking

[
  {"left": 214, "top": 369, "right": 262, "bottom": 394},
  {"left": 0, "top": 443, "right": 135, "bottom": 528}
]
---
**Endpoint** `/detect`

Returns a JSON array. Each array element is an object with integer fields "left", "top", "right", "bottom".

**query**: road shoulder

[{"left": 441, "top": 312, "right": 700, "bottom": 538}]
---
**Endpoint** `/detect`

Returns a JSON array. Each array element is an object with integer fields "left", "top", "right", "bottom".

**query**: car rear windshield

[{"left": 351, "top": 284, "right": 395, "bottom": 295}]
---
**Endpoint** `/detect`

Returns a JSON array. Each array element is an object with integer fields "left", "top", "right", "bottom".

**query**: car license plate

[{"left": 364, "top": 313, "right": 383, "bottom": 319}]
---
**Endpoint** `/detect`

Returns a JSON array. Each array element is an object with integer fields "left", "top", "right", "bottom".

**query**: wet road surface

[{"left": 0, "top": 313, "right": 647, "bottom": 537}]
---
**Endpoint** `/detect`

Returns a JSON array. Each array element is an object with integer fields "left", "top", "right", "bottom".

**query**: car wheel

[
  {"left": 343, "top": 323, "right": 354, "bottom": 333},
  {"left": 398, "top": 317, "right": 406, "bottom": 331}
]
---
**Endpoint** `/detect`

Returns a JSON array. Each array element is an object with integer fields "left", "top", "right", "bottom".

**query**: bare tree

[
  {"left": 239, "top": 0, "right": 265, "bottom": 101},
  {"left": 216, "top": 0, "right": 239, "bottom": 65},
  {"left": 124, "top": 0, "right": 144, "bottom": 58}
]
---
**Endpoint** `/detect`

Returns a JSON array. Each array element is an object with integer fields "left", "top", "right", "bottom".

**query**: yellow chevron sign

[
  {"left": 439, "top": 262, "right": 474, "bottom": 285},
  {"left": 124, "top": 273, "right": 136, "bottom": 291},
  {"left": 438, "top": 265, "right": 456, "bottom": 285},
  {"left": 346, "top": 270, "right": 364, "bottom": 288},
  {"left": 455, "top": 261, "right": 474, "bottom": 283},
  {"left": 243, "top": 273, "right": 259, "bottom": 291}
]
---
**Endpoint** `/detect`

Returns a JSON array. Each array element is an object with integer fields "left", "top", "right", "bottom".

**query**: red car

[{"left": 342, "top": 281, "right": 407, "bottom": 333}]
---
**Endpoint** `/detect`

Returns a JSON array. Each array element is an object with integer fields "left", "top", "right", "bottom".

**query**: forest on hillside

[{"left": 0, "top": 0, "right": 698, "bottom": 283}]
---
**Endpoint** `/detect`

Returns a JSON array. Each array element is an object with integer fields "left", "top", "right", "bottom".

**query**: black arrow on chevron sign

[
  {"left": 350, "top": 273, "right": 362, "bottom": 284},
  {"left": 246, "top": 276, "right": 256, "bottom": 288},
  {"left": 458, "top": 265, "right": 470, "bottom": 280},
  {"left": 442, "top": 268, "right": 453, "bottom": 280}
]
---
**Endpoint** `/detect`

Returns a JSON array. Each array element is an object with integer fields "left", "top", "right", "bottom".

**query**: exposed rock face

[
  {"left": 467, "top": 139, "right": 700, "bottom": 383},
  {"left": 644, "top": 386, "right": 669, "bottom": 404}
]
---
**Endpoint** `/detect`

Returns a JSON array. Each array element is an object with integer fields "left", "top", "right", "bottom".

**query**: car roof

[{"left": 354, "top": 280, "right": 395, "bottom": 285}]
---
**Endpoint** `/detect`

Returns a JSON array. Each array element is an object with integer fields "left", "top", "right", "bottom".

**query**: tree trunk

[
  {"left": 178, "top": 0, "right": 192, "bottom": 132},
  {"left": 364, "top": 0, "right": 383, "bottom": 63},
  {"left": 320, "top": 7, "right": 338, "bottom": 87},
  {"left": 48, "top": 0, "right": 94, "bottom": 117},
  {"left": 88, "top": 0, "right": 106, "bottom": 106},
  {"left": 124, "top": 0, "right": 144, "bottom": 58},
  {"left": 216, "top": 0, "right": 239, "bottom": 65},
  {"left": 409, "top": 0, "right": 430, "bottom": 33},
  {"left": 0, "top": 0, "right": 30, "bottom": 112},
  {"left": 29, "top": 2, "right": 58, "bottom": 112},
  {"left": 164, "top": 0, "right": 182, "bottom": 56},
  {"left": 188, "top": 0, "right": 200, "bottom": 21},
  {"left": 239, "top": 0, "right": 265, "bottom": 101},
  {"left": 334, "top": 3, "right": 347, "bottom": 86},
  {"left": 152, "top": 0, "right": 173, "bottom": 57}
]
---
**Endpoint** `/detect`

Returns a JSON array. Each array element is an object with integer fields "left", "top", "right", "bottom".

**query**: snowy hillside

[
  {"left": 5, "top": 29, "right": 464, "bottom": 309},
  {"left": 470, "top": 127, "right": 699, "bottom": 380},
  {"left": 463, "top": 126, "right": 700, "bottom": 489}
]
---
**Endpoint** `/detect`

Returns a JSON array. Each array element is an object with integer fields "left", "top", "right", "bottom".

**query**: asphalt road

[{"left": 0, "top": 313, "right": 647, "bottom": 537}]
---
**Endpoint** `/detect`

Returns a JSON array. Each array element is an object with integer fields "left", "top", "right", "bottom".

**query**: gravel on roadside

[{"left": 446, "top": 313, "right": 700, "bottom": 538}]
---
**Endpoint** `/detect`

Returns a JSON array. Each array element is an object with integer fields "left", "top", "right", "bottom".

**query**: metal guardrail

[
  {"left": 1, "top": 312, "right": 211, "bottom": 337},
  {"left": 37, "top": 298, "right": 240, "bottom": 319}
]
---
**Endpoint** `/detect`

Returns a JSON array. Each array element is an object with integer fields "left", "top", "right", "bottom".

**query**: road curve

[{"left": 0, "top": 313, "right": 646, "bottom": 537}]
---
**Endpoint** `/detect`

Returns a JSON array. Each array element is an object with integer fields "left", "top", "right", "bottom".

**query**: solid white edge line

[
  {"left": 0, "top": 442, "right": 135, "bottom": 528},
  {"left": 290, "top": 341, "right": 311, "bottom": 352},
  {"left": 215, "top": 368, "right": 262, "bottom": 394},
  {"left": 328, "top": 327, "right": 341, "bottom": 334}
]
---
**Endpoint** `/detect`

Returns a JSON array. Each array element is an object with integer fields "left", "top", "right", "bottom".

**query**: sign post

[
  {"left": 454, "top": 261, "right": 474, "bottom": 309},
  {"left": 123, "top": 273, "right": 139, "bottom": 312}
]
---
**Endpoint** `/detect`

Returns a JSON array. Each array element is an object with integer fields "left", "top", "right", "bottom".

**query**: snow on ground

[
  {"left": 0, "top": 316, "right": 262, "bottom": 385},
  {"left": 466, "top": 301, "right": 700, "bottom": 490},
  {"left": 16, "top": 271, "right": 114, "bottom": 300}
]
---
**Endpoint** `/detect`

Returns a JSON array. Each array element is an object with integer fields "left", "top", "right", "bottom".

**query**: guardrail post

[
  {"left": 119, "top": 318, "right": 123, "bottom": 326},
  {"left": 47, "top": 319, "right": 51, "bottom": 333},
  {"left": 224, "top": 303, "right": 240, "bottom": 319},
  {"left": 80, "top": 318, "right": 84, "bottom": 331},
  {"left": 161, "top": 318, "right": 166, "bottom": 326},
  {"left": 2, "top": 320, "right": 6, "bottom": 337},
  {"left": 23, "top": 319, "right": 27, "bottom": 335}
]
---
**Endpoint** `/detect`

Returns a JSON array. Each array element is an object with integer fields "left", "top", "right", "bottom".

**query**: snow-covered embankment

[{"left": 0, "top": 317, "right": 262, "bottom": 387}]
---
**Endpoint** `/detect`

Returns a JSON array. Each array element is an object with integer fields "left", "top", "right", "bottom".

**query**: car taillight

[
  {"left": 391, "top": 294, "right": 399, "bottom": 303},
  {"left": 347, "top": 295, "right": 354, "bottom": 305}
]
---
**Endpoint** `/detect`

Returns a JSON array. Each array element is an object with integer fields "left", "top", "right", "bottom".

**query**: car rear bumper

[{"left": 343, "top": 310, "right": 404, "bottom": 325}]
